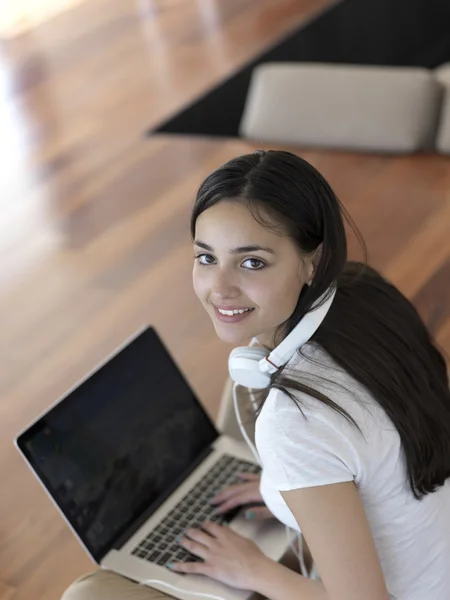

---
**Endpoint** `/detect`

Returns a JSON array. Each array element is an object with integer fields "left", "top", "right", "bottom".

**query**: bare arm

[{"left": 251, "top": 481, "right": 390, "bottom": 600}]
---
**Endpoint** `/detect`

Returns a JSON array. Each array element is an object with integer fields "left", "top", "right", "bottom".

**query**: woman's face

[{"left": 192, "top": 200, "right": 314, "bottom": 347}]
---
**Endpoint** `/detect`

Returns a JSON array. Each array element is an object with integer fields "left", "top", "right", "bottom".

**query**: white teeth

[{"left": 217, "top": 308, "right": 252, "bottom": 316}]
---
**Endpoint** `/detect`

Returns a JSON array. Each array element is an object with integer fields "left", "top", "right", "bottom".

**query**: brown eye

[
  {"left": 242, "top": 258, "right": 265, "bottom": 270},
  {"left": 195, "top": 253, "right": 215, "bottom": 265}
]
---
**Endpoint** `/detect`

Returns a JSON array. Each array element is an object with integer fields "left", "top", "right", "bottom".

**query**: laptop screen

[{"left": 16, "top": 327, "right": 218, "bottom": 562}]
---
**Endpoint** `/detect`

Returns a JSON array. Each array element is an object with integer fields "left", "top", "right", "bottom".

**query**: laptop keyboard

[{"left": 131, "top": 454, "right": 260, "bottom": 568}]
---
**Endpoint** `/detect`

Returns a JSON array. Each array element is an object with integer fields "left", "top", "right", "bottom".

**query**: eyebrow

[{"left": 194, "top": 240, "right": 276, "bottom": 255}]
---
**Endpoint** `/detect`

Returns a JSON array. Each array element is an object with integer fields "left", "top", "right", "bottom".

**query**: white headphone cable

[
  {"left": 232, "top": 382, "right": 260, "bottom": 464},
  {"left": 233, "top": 383, "right": 308, "bottom": 577},
  {"left": 236, "top": 339, "right": 309, "bottom": 578},
  {"left": 285, "top": 525, "right": 309, "bottom": 577}
]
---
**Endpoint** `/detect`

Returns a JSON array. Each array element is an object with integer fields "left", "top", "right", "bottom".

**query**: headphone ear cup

[{"left": 228, "top": 347, "right": 271, "bottom": 389}]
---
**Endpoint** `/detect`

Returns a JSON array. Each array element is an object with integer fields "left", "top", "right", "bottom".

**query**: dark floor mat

[{"left": 148, "top": 0, "right": 450, "bottom": 138}]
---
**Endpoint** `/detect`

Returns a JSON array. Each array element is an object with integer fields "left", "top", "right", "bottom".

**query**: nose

[{"left": 210, "top": 267, "right": 240, "bottom": 300}]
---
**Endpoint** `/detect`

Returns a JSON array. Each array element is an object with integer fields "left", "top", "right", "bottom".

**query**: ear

[{"left": 313, "top": 243, "right": 323, "bottom": 272}]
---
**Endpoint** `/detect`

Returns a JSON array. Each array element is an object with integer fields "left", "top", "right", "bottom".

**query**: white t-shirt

[{"left": 255, "top": 343, "right": 450, "bottom": 600}]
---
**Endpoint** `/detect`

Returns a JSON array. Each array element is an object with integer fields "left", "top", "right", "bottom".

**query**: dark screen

[{"left": 18, "top": 328, "right": 218, "bottom": 560}]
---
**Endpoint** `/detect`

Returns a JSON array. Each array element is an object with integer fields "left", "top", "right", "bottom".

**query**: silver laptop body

[{"left": 15, "top": 327, "right": 288, "bottom": 600}]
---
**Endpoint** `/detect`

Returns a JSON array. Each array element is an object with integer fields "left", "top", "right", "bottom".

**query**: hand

[
  {"left": 169, "top": 521, "right": 269, "bottom": 590},
  {"left": 210, "top": 472, "right": 274, "bottom": 520}
]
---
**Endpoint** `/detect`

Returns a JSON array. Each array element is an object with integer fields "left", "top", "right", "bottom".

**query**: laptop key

[
  {"left": 157, "top": 552, "right": 172, "bottom": 566},
  {"left": 148, "top": 551, "right": 160, "bottom": 562}
]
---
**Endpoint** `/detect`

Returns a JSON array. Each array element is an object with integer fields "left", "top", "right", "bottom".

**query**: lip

[{"left": 213, "top": 306, "right": 255, "bottom": 324}]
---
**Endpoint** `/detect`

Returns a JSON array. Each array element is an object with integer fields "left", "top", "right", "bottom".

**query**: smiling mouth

[
  {"left": 213, "top": 306, "right": 255, "bottom": 323},
  {"left": 216, "top": 307, "right": 253, "bottom": 316}
]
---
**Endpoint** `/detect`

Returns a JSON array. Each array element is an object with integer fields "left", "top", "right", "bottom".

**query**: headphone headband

[
  {"left": 259, "top": 285, "right": 336, "bottom": 374},
  {"left": 228, "top": 285, "right": 336, "bottom": 389}
]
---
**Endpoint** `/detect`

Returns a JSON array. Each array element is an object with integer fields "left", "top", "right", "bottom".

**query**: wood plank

[{"left": 0, "top": 581, "right": 15, "bottom": 600}]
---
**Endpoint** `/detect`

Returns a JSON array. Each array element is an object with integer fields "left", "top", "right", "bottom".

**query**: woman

[{"left": 63, "top": 150, "right": 450, "bottom": 600}]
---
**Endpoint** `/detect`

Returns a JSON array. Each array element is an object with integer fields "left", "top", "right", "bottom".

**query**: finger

[
  {"left": 236, "top": 472, "right": 260, "bottom": 481},
  {"left": 212, "top": 478, "right": 259, "bottom": 500},
  {"left": 202, "top": 520, "right": 246, "bottom": 542},
  {"left": 168, "top": 561, "right": 210, "bottom": 576},
  {"left": 243, "top": 506, "right": 274, "bottom": 520},
  {"left": 178, "top": 535, "right": 209, "bottom": 559},
  {"left": 183, "top": 527, "right": 214, "bottom": 548},
  {"left": 210, "top": 483, "right": 248, "bottom": 504},
  {"left": 213, "top": 494, "right": 264, "bottom": 515},
  {"left": 200, "top": 520, "right": 225, "bottom": 537},
  {"left": 211, "top": 485, "right": 261, "bottom": 508}
]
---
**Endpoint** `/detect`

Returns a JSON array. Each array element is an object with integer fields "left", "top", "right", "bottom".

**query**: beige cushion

[
  {"left": 435, "top": 64, "right": 450, "bottom": 155},
  {"left": 239, "top": 63, "right": 443, "bottom": 153}
]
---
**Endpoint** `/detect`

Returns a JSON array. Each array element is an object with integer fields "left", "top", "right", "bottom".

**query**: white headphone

[{"left": 228, "top": 285, "right": 337, "bottom": 389}]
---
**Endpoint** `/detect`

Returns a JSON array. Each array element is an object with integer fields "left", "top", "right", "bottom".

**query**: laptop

[{"left": 15, "top": 326, "right": 288, "bottom": 600}]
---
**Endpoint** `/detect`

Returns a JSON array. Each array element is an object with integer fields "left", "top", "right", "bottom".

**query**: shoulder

[
  {"left": 254, "top": 343, "right": 392, "bottom": 490},
  {"left": 263, "top": 342, "right": 374, "bottom": 426}
]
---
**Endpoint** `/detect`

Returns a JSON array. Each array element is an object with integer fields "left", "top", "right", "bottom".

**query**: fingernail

[
  {"left": 245, "top": 511, "right": 255, "bottom": 520},
  {"left": 167, "top": 562, "right": 174, "bottom": 569},
  {"left": 176, "top": 528, "right": 186, "bottom": 542}
]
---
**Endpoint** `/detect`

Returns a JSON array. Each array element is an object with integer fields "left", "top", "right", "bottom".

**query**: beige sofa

[
  {"left": 239, "top": 62, "right": 450, "bottom": 155},
  {"left": 435, "top": 64, "right": 450, "bottom": 154}
]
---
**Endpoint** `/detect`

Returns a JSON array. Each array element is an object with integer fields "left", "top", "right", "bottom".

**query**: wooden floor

[{"left": 1, "top": 1, "right": 449, "bottom": 599}]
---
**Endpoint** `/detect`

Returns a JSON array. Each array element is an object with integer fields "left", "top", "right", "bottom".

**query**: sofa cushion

[
  {"left": 435, "top": 64, "right": 450, "bottom": 155},
  {"left": 239, "top": 62, "right": 443, "bottom": 153}
]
